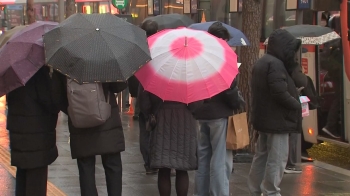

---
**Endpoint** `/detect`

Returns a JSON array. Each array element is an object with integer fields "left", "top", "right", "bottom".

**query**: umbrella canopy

[
  {"left": 0, "top": 25, "right": 27, "bottom": 48},
  {"left": 188, "top": 21, "right": 250, "bottom": 46},
  {"left": 0, "top": 21, "right": 58, "bottom": 97},
  {"left": 44, "top": 13, "right": 151, "bottom": 84},
  {"left": 135, "top": 28, "right": 239, "bottom": 104},
  {"left": 264, "top": 25, "right": 340, "bottom": 45},
  {"left": 143, "top": 14, "right": 194, "bottom": 30}
]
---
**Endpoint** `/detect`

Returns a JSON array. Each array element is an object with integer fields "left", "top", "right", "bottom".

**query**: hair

[
  {"left": 140, "top": 20, "right": 158, "bottom": 37},
  {"left": 207, "top": 22, "right": 231, "bottom": 40}
]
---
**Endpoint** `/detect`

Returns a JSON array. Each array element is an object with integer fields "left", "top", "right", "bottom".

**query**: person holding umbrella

[
  {"left": 45, "top": 13, "right": 152, "bottom": 196},
  {"left": 135, "top": 26, "right": 239, "bottom": 196},
  {"left": 192, "top": 22, "right": 244, "bottom": 196},
  {"left": 0, "top": 21, "right": 59, "bottom": 196}
]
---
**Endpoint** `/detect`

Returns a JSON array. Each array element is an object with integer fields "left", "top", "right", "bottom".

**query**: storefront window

[
  {"left": 262, "top": 0, "right": 296, "bottom": 39},
  {"left": 129, "top": 0, "right": 148, "bottom": 25},
  {"left": 162, "top": 0, "right": 183, "bottom": 14}
]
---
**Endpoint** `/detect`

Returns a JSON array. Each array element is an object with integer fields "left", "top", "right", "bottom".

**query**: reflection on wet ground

[{"left": 2, "top": 96, "right": 350, "bottom": 195}]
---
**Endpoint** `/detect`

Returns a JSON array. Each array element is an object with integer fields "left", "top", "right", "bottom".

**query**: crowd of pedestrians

[{"left": 5, "top": 18, "right": 308, "bottom": 196}]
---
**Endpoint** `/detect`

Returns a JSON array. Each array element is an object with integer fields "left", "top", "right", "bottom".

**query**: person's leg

[
  {"left": 248, "top": 132, "right": 268, "bottom": 196},
  {"left": 285, "top": 133, "right": 302, "bottom": 174},
  {"left": 194, "top": 121, "right": 211, "bottom": 196},
  {"left": 158, "top": 168, "right": 171, "bottom": 196},
  {"left": 207, "top": 118, "right": 230, "bottom": 196},
  {"left": 101, "top": 153, "right": 122, "bottom": 196},
  {"left": 261, "top": 133, "right": 289, "bottom": 196},
  {"left": 175, "top": 170, "right": 189, "bottom": 196},
  {"left": 15, "top": 167, "right": 26, "bottom": 196},
  {"left": 133, "top": 97, "right": 140, "bottom": 118},
  {"left": 225, "top": 149, "right": 233, "bottom": 183},
  {"left": 323, "top": 97, "right": 341, "bottom": 138},
  {"left": 77, "top": 156, "right": 98, "bottom": 196},
  {"left": 25, "top": 166, "right": 48, "bottom": 196},
  {"left": 139, "top": 113, "right": 156, "bottom": 174}
]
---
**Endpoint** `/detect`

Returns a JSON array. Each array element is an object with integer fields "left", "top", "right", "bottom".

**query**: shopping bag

[{"left": 226, "top": 112, "right": 250, "bottom": 150}]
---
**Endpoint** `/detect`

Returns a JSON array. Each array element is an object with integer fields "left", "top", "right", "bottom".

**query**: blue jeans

[
  {"left": 194, "top": 118, "right": 233, "bottom": 196},
  {"left": 248, "top": 132, "right": 289, "bottom": 196}
]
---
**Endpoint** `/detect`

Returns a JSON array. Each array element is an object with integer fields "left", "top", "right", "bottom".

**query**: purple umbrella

[{"left": 0, "top": 21, "right": 58, "bottom": 97}]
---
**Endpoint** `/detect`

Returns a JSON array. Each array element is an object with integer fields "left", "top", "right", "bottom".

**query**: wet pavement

[{"left": 2, "top": 96, "right": 350, "bottom": 195}]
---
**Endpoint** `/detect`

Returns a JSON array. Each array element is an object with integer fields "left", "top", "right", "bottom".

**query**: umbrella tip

[{"left": 185, "top": 37, "right": 188, "bottom": 47}]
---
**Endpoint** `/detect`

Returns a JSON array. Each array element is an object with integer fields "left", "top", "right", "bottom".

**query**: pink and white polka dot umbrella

[{"left": 135, "top": 27, "right": 238, "bottom": 104}]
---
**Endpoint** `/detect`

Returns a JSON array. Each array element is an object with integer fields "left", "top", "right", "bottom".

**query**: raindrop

[{"left": 96, "top": 28, "right": 100, "bottom": 31}]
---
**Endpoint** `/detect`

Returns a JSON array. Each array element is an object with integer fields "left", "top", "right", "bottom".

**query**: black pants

[
  {"left": 139, "top": 113, "right": 151, "bottom": 167},
  {"left": 16, "top": 166, "right": 48, "bottom": 196},
  {"left": 77, "top": 153, "right": 122, "bottom": 196}
]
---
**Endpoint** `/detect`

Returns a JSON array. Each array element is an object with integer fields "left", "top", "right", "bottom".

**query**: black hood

[{"left": 267, "top": 29, "right": 301, "bottom": 74}]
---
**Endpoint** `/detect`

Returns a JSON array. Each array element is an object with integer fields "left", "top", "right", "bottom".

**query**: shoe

[
  {"left": 284, "top": 166, "right": 302, "bottom": 174},
  {"left": 322, "top": 127, "right": 341, "bottom": 139},
  {"left": 132, "top": 115, "right": 139, "bottom": 120}
]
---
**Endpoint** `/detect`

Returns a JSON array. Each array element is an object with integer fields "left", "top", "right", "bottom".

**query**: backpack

[
  {"left": 301, "top": 76, "right": 320, "bottom": 110},
  {"left": 67, "top": 79, "right": 111, "bottom": 128}
]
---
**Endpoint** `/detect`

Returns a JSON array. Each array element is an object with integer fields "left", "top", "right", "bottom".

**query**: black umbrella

[
  {"left": 264, "top": 25, "right": 340, "bottom": 45},
  {"left": 143, "top": 14, "right": 194, "bottom": 30},
  {"left": 43, "top": 13, "right": 151, "bottom": 84}
]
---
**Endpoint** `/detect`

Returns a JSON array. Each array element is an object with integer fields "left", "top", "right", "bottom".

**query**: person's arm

[
  {"left": 222, "top": 78, "right": 245, "bottom": 110},
  {"left": 267, "top": 63, "right": 300, "bottom": 110},
  {"left": 291, "top": 63, "right": 308, "bottom": 88},
  {"left": 51, "top": 71, "right": 68, "bottom": 114},
  {"left": 138, "top": 85, "right": 152, "bottom": 117},
  {"left": 109, "top": 82, "right": 128, "bottom": 94}
]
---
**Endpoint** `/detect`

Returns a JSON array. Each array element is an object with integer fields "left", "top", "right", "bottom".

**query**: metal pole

[
  {"left": 296, "top": 10, "right": 303, "bottom": 164},
  {"left": 58, "top": 0, "right": 65, "bottom": 22}
]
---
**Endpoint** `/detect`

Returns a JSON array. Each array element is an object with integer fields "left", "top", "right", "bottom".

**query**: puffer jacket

[
  {"left": 7, "top": 67, "right": 59, "bottom": 169},
  {"left": 251, "top": 29, "right": 302, "bottom": 134}
]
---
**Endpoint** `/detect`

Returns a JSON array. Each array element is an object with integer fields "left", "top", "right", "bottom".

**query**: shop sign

[
  {"left": 7, "top": 4, "right": 23, "bottom": 27},
  {"left": 112, "top": 0, "right": 128, "bottom": 9},
  {"left": 297, "top": 0, "right": 311, "bottom": 10}
]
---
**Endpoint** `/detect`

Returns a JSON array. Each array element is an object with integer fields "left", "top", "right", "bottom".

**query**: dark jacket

[
  {"left": 7, "top": 67, "right": 59, "bottom": 169},
  {"left": 251, "top": 29, "right": 302, "bottom": 134},
  {"left": 193, "top": 78, "right": 244, "bottom": 120},
  {"left": 128, "top": 75, "right": 139, "bottom": 98},
  {"left": 52, "top": 71, "right": 127, "bottom": 159},
  {"left": 139, "top": 90, "right": 202, "bottom": 170}
]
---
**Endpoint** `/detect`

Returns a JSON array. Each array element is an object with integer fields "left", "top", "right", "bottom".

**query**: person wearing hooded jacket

[
  {"left": 248, "top": 29, "right": 302, "bottom": 196},
  {"left": 7, "top": 66, "right": 59, "bottom": 196}
]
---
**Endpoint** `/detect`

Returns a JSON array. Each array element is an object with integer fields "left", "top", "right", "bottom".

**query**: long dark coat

[
  {"left": 51, "top": 71, "right": 127, "bottom": 159},
  {"left": 139, "top": 91, "right": 202, "bottom": 170},
  {"left": 7, "top": 67, "right": 59, "bottom": 169}
]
